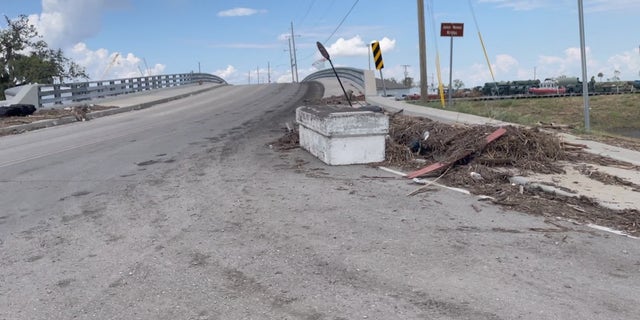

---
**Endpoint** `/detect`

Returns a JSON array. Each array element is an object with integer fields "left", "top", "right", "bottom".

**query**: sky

[{"left": 1, "top": 0, "right": 639, "bottom": 88}]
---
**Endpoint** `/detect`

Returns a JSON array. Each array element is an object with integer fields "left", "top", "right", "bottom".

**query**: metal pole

[
  {"left": 268, "top": 61, "right": 271, "bottom": 83},
  {"left": 291, "top": 21, "right": 299, "bottom": 83},
  {"left": 417, "top": 0, "right": 428, "bottom": 102},
  {"left": 379, "top": 70, "right": 387, "bottom": 97},
  {"left": 328, "top": 59, "right": 352, "bottom": 107},
  {"left": 578, "top": 0, "right": 590, "bottom": 131},
  {"left": 448, "top": 36, "right": 453, "bottom": 107},
  {"left": 288, "top": 37, "right": 295, "bottom": 83}
]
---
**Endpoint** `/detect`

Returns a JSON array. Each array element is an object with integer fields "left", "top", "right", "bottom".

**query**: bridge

[
  {"left": 1, "top": 72, "right": 227, "bottom": 108},
  {"left": 0, "top": 67, "right": 379, "bottom": 108}
]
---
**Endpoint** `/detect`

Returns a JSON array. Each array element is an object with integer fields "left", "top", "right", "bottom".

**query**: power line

[
  {"left": 297, "top": 0, "right": 317, "bottom": 27},
  {"left": 297, "top": 0, "right": 359, "bottom": 69},
  {"left": 324, "top": 0, "right": 360, "bottom": 44}
]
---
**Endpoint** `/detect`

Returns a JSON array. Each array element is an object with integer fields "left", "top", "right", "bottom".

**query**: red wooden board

[{"left": 406, "top": 127, "right": 507, "bottom": 179}]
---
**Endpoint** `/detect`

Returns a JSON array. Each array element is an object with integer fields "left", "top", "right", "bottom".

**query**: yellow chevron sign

[{"left": 371, "top": 41, "right": 384, "bottom": 70}]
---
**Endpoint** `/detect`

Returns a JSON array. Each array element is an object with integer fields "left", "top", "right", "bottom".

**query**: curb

[{"left": 0, "top": 84, "right": 223, "bottom": 136}]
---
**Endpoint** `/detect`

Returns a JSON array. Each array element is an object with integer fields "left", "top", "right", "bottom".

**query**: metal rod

[
  {"left": 291, "top": 21, "right": 299, "bottom": 83},
  {"left": 578, "top": 0, "right": 590, "bottom": 132},
  {"left": 288, "top": 37, "right": 294, "bottom": 83},
  {"left": 448, "top": 36, "right": 453, "bottom": 107},
  {"left": 327, "top": 58, "right": 352, "bottom": 107},
  {"left": 379, "top": 69, "right": 387, "bottom": 97}
]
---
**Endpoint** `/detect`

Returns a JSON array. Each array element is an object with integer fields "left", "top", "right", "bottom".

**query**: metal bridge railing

[
  {"left": 302, "top": 67, "right": 366, "bottom": 89},
  {"left": 37, "top": 72, "right": 226, "bottom": 107}
]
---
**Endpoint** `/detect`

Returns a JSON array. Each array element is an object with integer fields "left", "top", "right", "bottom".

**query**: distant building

[{"left": 376, "top": 78, "right": 412, "bottom": 97}]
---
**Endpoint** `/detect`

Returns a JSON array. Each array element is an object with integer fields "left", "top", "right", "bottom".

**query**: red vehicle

[{"left": 529, "top": 79, "right": 566, "bottom": 95}]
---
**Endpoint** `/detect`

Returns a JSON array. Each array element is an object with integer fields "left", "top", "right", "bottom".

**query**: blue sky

[{"left": 2, "top": 0, "right": 639, "bottom": 88}]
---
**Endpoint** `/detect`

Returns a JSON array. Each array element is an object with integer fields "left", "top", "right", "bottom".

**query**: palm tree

[{"left": 597, "top": 72, "right": 603, "bottom": 82}]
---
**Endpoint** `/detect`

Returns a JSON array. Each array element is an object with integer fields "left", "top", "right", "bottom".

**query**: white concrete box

[{"left": 295, "top": 105, "right": 389, "bottom": 165}]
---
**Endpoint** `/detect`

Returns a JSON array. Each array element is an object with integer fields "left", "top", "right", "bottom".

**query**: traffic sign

[
  {"left": 316, "top": 41, "right": 330, "bottom": 60},
  {"left": 315, "top": 41, "right": 352, "bottom": 106},
  {"left": 440, "top": 23, "right": 464, "bottom": 37},
  {"left": 371, "top": 41, "right": 384, "bottom": 70}
]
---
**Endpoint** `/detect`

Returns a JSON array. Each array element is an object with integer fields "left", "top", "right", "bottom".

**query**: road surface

[{"left": 1, "top": 82, "right": 639, "bottom": 319}]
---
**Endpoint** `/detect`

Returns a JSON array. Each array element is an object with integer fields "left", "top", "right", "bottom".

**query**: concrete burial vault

[{"left": 295, "top": 105, "right": 389, "bottom": 165}]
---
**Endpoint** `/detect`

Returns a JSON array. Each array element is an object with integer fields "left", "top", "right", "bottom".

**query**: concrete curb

[{"left": 0, "top": 84, "right": 223, "bottom": 136}]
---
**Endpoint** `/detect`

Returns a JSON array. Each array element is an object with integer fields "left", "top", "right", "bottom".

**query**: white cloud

[
  {"left": 214, "top": 65, "right": 237, "bottom": 79},
  {"left": 27, "top": 0, "right": 129, "bottom": 49},
  {"left": 493, "top": 54, "right": 519, "bottom": 74},
  {"left": 536, "top": 47, "right": 592, "bottom": 78},
  {"left": 70, "top": 42, "right": 165, "bottom": 80},
  {"left": 584, "top": 0, "right": 640, "bottom": 12},
  {"left": 479, "top": 0, "right": 640, "bottom": 12},
  {"left": 478, "top": 0, "right": 549, "bottom": 11},
  {"left": 325, "top": 36, "right": 396, "bottom": 58},
  {"left": 23, "top": 0, "right": 167, "bottom": 81},
  {"left": 217, "top": 8, "right": 266, "bottom": 17},
  {"left": 606, "top": 47, "right": 640, "bottom": 80}
]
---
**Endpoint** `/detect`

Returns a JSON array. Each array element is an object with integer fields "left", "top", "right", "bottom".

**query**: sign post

[
  {"left": 440, "top": 22, "right": 464, "bottom": 107},
  {"left": 370, "top": 41, "right": 386, "bottom": 97},
  {"left": 316, "top": 41, "right": 352, "bottom": 107}
]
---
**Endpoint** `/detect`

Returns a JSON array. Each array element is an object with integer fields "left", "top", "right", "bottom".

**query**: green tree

[
  {"left": 453, "top": 79, "right": 464, "bottom": 91},
  {"left": 0, "top": 14, "right": 87, "bottom": 99},
  {"left": 612, "top": 69, "right": 621, "bottom": 82},
  {"left": 403, "top": 76, "right": 413, "bottom": 88}
]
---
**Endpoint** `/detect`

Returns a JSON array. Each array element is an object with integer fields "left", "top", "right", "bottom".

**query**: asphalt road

[{"left": 1, "top": 82, "right": 639, "bottom": 320}]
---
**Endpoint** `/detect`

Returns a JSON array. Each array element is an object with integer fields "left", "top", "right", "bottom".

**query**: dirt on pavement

[
  {"left": 274, "top": 111, "right": 640, "bottom": 237},
  {"left": 4, "top": 99, "right": 639, "bottom": 237},
  {"left": 0, "top": 104, "right": 116, "bottom": 136}
]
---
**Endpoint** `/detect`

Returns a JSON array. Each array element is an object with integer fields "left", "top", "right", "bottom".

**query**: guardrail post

[{"left": 53, "top": 84, "right": 62, "bottom": 105}]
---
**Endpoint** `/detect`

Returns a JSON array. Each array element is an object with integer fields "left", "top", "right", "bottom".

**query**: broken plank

[
  {"left": 406, "top": 162, "right": 449, "bottom": 179},
  {"left": 406, "top": 127, "right": 507, "bottom": 179}
]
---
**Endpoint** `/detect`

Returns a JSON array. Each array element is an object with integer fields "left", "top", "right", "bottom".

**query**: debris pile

[
  {"left": 0, "top": 104, "right": 116, "bottom": 135},
  {"left": 273, "top": 110, "right": 640, "bottom": 236},
  {"left": 272, "top": 127, "right": 299, "bottom": 151},
  {"left": 385, "top": 114, "right": 567, "bottom": 175}
]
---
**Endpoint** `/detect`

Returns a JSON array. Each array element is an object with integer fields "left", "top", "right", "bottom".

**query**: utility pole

[
  {"left": 402, "top": 64, "right": 410, "bottom": 86},
  {"left": 257, "top": 66, "right": 260, "bottom": 84},
  {"left": 198, "top": 62, "right": 201, "bottom": 73},
  {"left": 291, "top": 22, "right": 299, "bottom": 83},
  {"left": 287, "top": 37, "right": 295, "bottom": 83},
  {"left": 268, "top": 61, "right": 271, "bottom": 83},
  {"left": 417, "top": 0, "right": 428, "bottom": 103}
]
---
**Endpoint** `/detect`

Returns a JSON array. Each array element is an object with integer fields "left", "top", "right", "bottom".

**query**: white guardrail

[{"left": 2, "top": 73, "right": 226, "bottom": 108}]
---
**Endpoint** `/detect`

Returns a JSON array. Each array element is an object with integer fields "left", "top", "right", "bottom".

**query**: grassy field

[{"left": 413, "top": 93, "right": 640, "bottom": 138}]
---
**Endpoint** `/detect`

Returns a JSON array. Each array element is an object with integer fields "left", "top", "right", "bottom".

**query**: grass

[{"left": 412, "top": 94, "right": 640, "bottom": 138}]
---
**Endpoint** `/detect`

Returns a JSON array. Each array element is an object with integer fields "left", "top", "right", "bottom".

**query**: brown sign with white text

[{"left": 440, "top": 23, "right": 464, "bottom": 37}]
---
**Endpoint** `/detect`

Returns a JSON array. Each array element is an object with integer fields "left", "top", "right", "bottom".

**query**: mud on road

[{"left": 275, "top": 111, "right": 640, "bottom": 237}]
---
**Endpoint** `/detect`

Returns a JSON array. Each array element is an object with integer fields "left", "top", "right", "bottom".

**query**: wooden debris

[{"left": 406, "top": 127, "right": 507, "bottom": 179}]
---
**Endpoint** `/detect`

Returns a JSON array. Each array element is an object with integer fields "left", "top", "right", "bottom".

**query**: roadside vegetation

[
  {"left": 413, "top": 94, "right": 640, "bottom": 141},
  {"left": 0, "top": 15, "right": 87, "bottom": 100}
]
